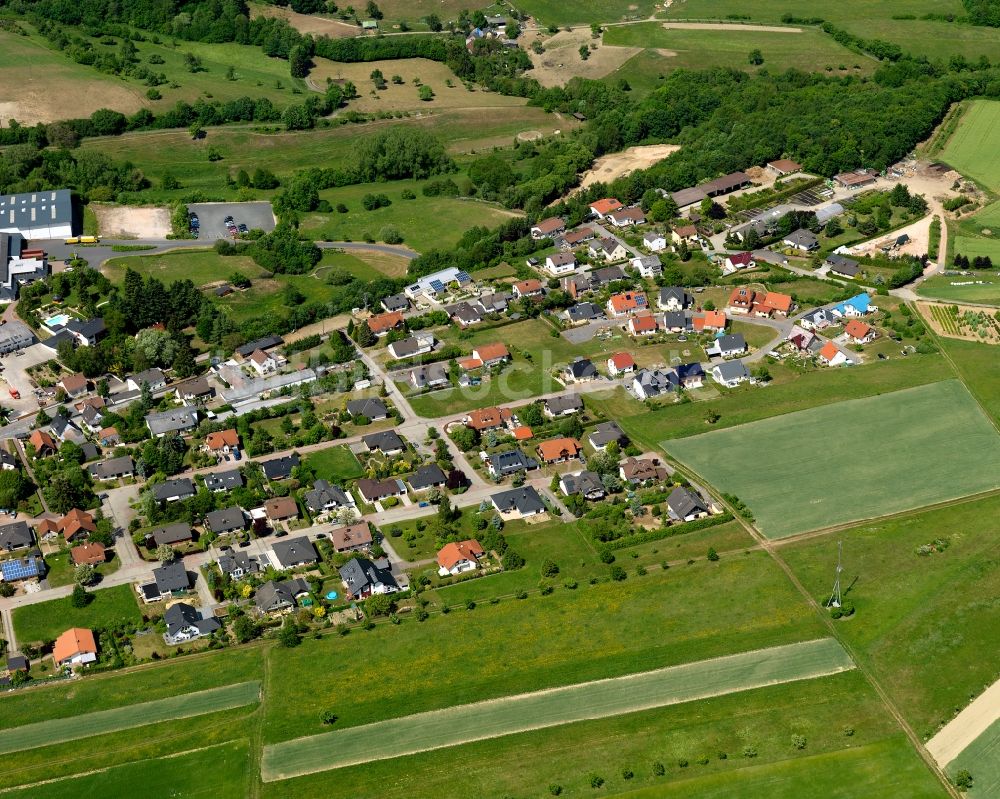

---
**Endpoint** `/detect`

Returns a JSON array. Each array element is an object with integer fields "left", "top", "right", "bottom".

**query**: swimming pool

[{"left": 45, "top": 313, "right": 71, "bottom": 328}]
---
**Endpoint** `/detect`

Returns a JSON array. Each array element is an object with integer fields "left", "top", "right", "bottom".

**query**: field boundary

[
  {"left": 0, "top": 681, "right": 261, "bottom": 755},
  {"left": 261, "top": 638, "right": 853, "bottom": 782},
  {"left": 928, "top": 678, "right": 1000, "bottom": 767}
]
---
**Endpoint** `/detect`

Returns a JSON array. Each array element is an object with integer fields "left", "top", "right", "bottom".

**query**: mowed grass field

[
  {"left": 103, "top": 250, "right": 269, "bottom": 286},
  {"left": 263, "top": 671, "right": 946, "bottom": 799},
  {"left": 780, "top": 492, "right": 1000, "bottom": 737},
  {"left": 263, "top": 638, "right": 853, "bottom": 780},
  {"left": 302, "top": 444, "right": 363, "bottom": 483},
  {"left": 13, "top": 584, "right": 143, "bottom": 644},
  {"left": 948, "top": 718, "right": 1000, "bottom": 799},
  {"left": 665, "top": 380, "right": 1000, "bottom": 538},
  {"left": 917, "top": 272, "right": 1000, "bottom": 304},
  {"left": 5, "top": 740, "right": 251, "bottom": 799},
  {"left": 0, "top": 682, "right": 260, "bottom": 755},
  {"left": 519, "top": 0, "right": 657, "bottom": 24},
  {"left": 939, "top": 337, "right": 1000, "bottom": 424},
  {"left": 938, "top": 100, "right": 1000, "bottom": 190},
  {"left": 603, "top": 24, "right": 871, "bottom": 75}
]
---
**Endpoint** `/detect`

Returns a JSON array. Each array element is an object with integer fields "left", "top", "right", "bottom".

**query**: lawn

[
  {"left": 103, "top": 250, "right": 268, "bottom": 287},
  {"left": 0, "top": 682, "right": 260, "bottom": 755},
  {"left": 300, "top": 178, "right": 520, "bottom": 253},
  {"left": 780, "top": 492, "right": 1000, "bottom": 737},
  {"left": 603, "top": 23, "right": 870, "bottom": 75},
  {"left": 262, "top": 551, "right": 823, "bottom": 743},
  {"left": 938, "top": 100, "right": 1000, "bottom": 190},
  {"left": 618, "top": 352, "right": 947, "bottom": 450},
  {"left": 317, "top": 248, "right": 410, "bottom": 280},
  {"left": 949, "top": 234, "right": 1000, "bottom": 266},
  {"left": 302, "top": 444, "right": 363, "bottom": 483},
  {"left": 262, "top": 638, "right": 853, "bottom": 780},
  {"left": 665, "top": 380, "right": 1000, "bottom": 538},
  {"left": 262, "top": 671, "right": 944, "bottom": 799},
  {"left": 4, "top": 740, "right": 251, "bottom": 799},
  {"left": 917, "top": 273, "right": 1000, "bottom": 305},
  {"left": 13, "top": 583, "right": 143, "bottom": 644},
  {"left": 938, "top": 337, "right": 1000, "bottom": 424},
  {"left": 729, "top": 320, "right": 780, "bottom": 350},
  {"left": 948, "top": 718, "right": 1000, "bottom": 799}
]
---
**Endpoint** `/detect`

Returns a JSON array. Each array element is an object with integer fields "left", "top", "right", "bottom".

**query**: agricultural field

[
  {"left": 918, "top": 302, "right": 1000, "bottom": 342},
  {"left": 300, "top": 178, "right": 521, "bottom": 253},
  {"left": 302, "top": 444, "right": 364, "bottom": 483},
  {"left": 665, "top": 380, "right": 1000, "bottom": 538},
  {"left": 780, "top": 492, "right": 1000, "bottom": 737},
  {"left": 81, "top": 107, "right": 571, "bottom": 204},
  {"left": 262, "top": 638, "right": 854, "bottom": 780},
  {"left": 519, "top": 0, "right": 657, "bottom": 25},
  {"left": 13, "top": 584, "right": 143, "bottom": 644},
  {"left": 618, "top": 352, "right": 947, "bottom": 450},
  {"left": 937, "top": 337, "right": 1000, "bottom": 424},
  {"left": 1, "top": 682, "right": 260, "bottom": 755},
  {"left": 262, "top": 672, "right": 944, "bottom": 799},
  {"left": 947, "top": 718, "right": 1000, "bottom": 799},
  {"left": 603, "top": 23, "right": 871, "bottom": 75},
  {"left": 937, "top": 100, "right": 1000, "bottom": 190},
  {"left": 917, "top": 275, "right": 1000, "bottom": 305},
  {"left": 262, "top": 552, "right": 824, "bottom": 742},
  {"left": 5, "top": 740, "right": 251, "bottom": 799}
]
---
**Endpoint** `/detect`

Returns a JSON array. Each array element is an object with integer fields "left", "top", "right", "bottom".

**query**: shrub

[
  {"left": 548, "top": 785, "right": 562, "bottom": 796},
  {"left": 652, "top": 761, "right": 665, "bottom": 776},
  {"left": 588, "top": 774, "right": 604, "bottom": 788},
  {"left": 621, "top": 767, "right": 633, "bottom": 780},
  {"left": 791, "top": 734, "right": 806, "bottom": 750},
  {"left": 609, "top": 565, "right": 626, "bottom": 581}
]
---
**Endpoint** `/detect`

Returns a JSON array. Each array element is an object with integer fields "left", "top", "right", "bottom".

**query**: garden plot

[
  {"left": 261, "top": 638, "right": 852, "bottom": 781},
  {"left": 665, "top": 380, "right": 1000, "bottom": 538}
]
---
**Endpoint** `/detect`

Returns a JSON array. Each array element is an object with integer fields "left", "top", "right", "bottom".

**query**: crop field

[
  {"left": 103, "top": 250, "right": 268, "bottom": 287},
  {"left": 618, "top": 352, "right": 946, "bottom": 450},
  {"left": 519, "top": 0, "right": 657, "bottom": 25},
  {"left": 938, "top": 100, "right": 1000, "bottom": 190},
  {"left": 939, "top": 337, "right": 1000, "bottom": 424},
  {"left": 947, "top": 718, "right": 1000, "bottom": 799},
  {"left": 603, "top": 23, "right": 870, "bottom": 75},
  {"left": 918, "top": 273, "right": 1000, "bottom": 305},
  {"left": 0, "top": 682, "right": 260, "bottom": 755},
  {"left": 12, "top": 584, "right": 143, "bottom": 644},
  {"left": 262, "top": 638, "right": 853, "bottom": 780},
  {"left": 262, "top": 552, "right": 824, "bottom": 742},
  {"left": 81, "top": 107, "right": 570, "bottom": 204},
  {"left": 262, "top": 671, "right": 944, "bottom": 799},
  {"left": 5, "top": 740, "right": 251, "bottom": 799},
  {"left": 665, "top": 380, "right": 1000, "bottom": 538},
  {"left": 780, "top": 492, "right": 1000, "bottom": 736}
]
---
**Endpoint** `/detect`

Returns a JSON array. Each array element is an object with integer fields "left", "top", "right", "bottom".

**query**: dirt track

[
  {"left": 662, "top": 22, "right": 802, "bottom": 33},
  {"left": 927, "top": 678, "right": 1000, "bottom": 766}
]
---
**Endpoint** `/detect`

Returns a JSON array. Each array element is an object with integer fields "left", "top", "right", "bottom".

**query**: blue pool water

[
  {"left": 325, "top": 591, "right": 339, "bottom": 601},
  {"left": 45, "top": 313, "right": 71, "bottom": 328}
]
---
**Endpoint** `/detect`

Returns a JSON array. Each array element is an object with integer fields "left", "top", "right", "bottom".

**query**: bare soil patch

[
  {"left": 578, "top": 144, "right": 681, "bottom": 190},
  {"left": 0, "top": 65, "right": 145, "bottom": 126},
  {"left": 662, "top": 22, "right": 803, "bottom": 33},
  {"left": 530, "top": 29, "right": 641, "bottom": 87},
  {"left": 927, "top": 678, "right": 1000, "bottom": 766},
  {"left": 249, "top": 2, "right": 358, "bottom": 38},
  {"left": 91, "top": 205, "right": 170, "bottom": 239}
]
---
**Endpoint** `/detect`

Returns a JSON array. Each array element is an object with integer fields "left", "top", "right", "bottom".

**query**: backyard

[{"left": 13, "top": 584, "right": 144, "bottom": 644}]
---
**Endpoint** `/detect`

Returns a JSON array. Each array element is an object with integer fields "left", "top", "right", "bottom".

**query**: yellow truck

[{"left": 63, "top": 235, "right": 99, "bottom": 245}]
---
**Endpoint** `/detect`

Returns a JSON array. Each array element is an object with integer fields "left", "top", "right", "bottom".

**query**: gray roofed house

[
  {"left": 491, "top": 486, "right": 546, "bottom": 517},
  {"left": 587, "top": 421, "right": 628, "bottom": 451},
  {"left": 408, "top": 463, "right": 447, "bottom": 491},
  {"left": 363, "top": 430, "right": 405, "bottom": 454},
  {"left": 86, "top": 455, "right": 134, "bottom": 481},
  {"left": 39, "top": 329, "right": 74, "bottom": 352},
  {"left": 164, "top": 602, "right": 221, "bottom": 643},
  {"left": 235, "top": 336, "right": 284, "bottom": 358},
  {"left": 711, "top": 359, "right": 752, "bottom": 387},
  {"left": 478, "top": 291, "right": 511, "bottom": 313},
  {"left": 667, "top": 486, "right": 709, "bottom": 522},
  {"left": 204, "top": 506, "right": 247, "bottom": 535},
  {"left": 65, "top": 317, "right": 106, "bottom": 347},
  {"left": 356, "top": 477, "right": 406, "bottom": 503},
  {"left": 566, "top": 302, "right": 604, "bottom": 324},
  {"left": 269, "top": 536, "right": 317, "bottom": 570},
  {"left": 216, "top": 546, "right": 261, "bottom": 580},
  {"left": 388, "top": 335, "right": 433, "bottom": 360},
  {"left": 566, "top": 358, "right": 598, "bottom": 382},
  {"left": 339, "top": 557, "right": 399, "bottom": 600},
  {"left": 672, "top": 186, "right": 709, "bottom": 208},
  {"left": 260, "top": 453, "right": 299, "bottom": 480},
  {"left": 127, "top": 368, "right": 166, "bottom": 392},
  {"left": 303, "top": 479, "right": 353, "bottom": 514},
  {"left": 632, "top": 254, "right": 662, "bottom": 278},
  {"left": 559, "top": 470, "right": 606, "bottom": 500},
  {"left": 783, "top": 228, "right": 820, "bottom": 251},
  {"left": 409, "top": 363, "right": 449, "bottom": 390},
  {"left": 447, "top": 301, "right": 484, "bottom": 327},
  {"left": 0, "top": 520, "right": 33, "bottom": 552},
  {"left": 632, "top": 368, "right": 675, "bottom": 400},
  {"left": 825, "top": 253, "right": 860, "bottom": 277},
  {"left": 346, "top": 397, "right": 387, "bottom": 420},
  {"left": 381, "top": 293, "right": 410, "bottom": 313},
  {"left": 153, "top": 560, "right": 190, "bottom": 593},
  {"left": 152, "top": 478, "right": 195, "bottom": 502},
  {"left": 145, "top": 407, "right": 199, "bottom": 437},
  {"left": 174, "top": 377, "right": 213, "bottom": 402},
  {"left": 658, "top": 286, "right": 692, "bottom": 311},
  {"left": 544, "top": 394, "right": 584, "bottom": 417},
  {"left": 486, "top": 449, "right": 539, "bottom": 479},
  {"left": 661, "top": 310, "right": 687, "bottom": 332},
  {"left": 590, "top": 266, "right": 626, "bottom": 285},
  {"left": 0, "top": 450, "right": 16, "bottom": 470},
  {"left": 205, "top": 468, "right": 243, "bottom": 492},
  {"left": 707, "top": 333, "right": 747, "bottom": 358},
  {"left": 0, "top": 189, "right": 73, "bottom": 238},
  {"left": 149, "top": 523, "right": 194, "bottom": 547},
  {"left": 254, "top": 577, "right": 310, "bottom": 613}
]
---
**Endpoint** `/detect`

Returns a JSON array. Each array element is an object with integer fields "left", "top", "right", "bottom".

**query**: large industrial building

[
  {"left": 0, "top": 189, "right": 73, "bottom": 240},
  {"left": 0, "top": 232, "right": 48, "bottom": 300}
]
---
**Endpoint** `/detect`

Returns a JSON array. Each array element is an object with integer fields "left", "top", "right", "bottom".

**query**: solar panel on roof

[
  {"left": 455, "top": 271, "right": 471, "bottom": 283},
  {"left": 1, "top": 557, "right": 39, "bottom": 580},
  {"left": 429, "top": 280, "right": 445, "bottom": 293}
]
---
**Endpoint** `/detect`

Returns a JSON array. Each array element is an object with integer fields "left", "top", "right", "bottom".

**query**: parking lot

[
  {"left": 187, "top": 201, "right": 276, "bottom": 240},
  {"left": 0, "top": 342, "right": 59, "bottom": 417}
]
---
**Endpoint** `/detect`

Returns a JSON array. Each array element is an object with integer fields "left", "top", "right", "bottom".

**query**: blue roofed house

[{"left": 831, "top": 292, "right": 877, "bottom": 319}]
